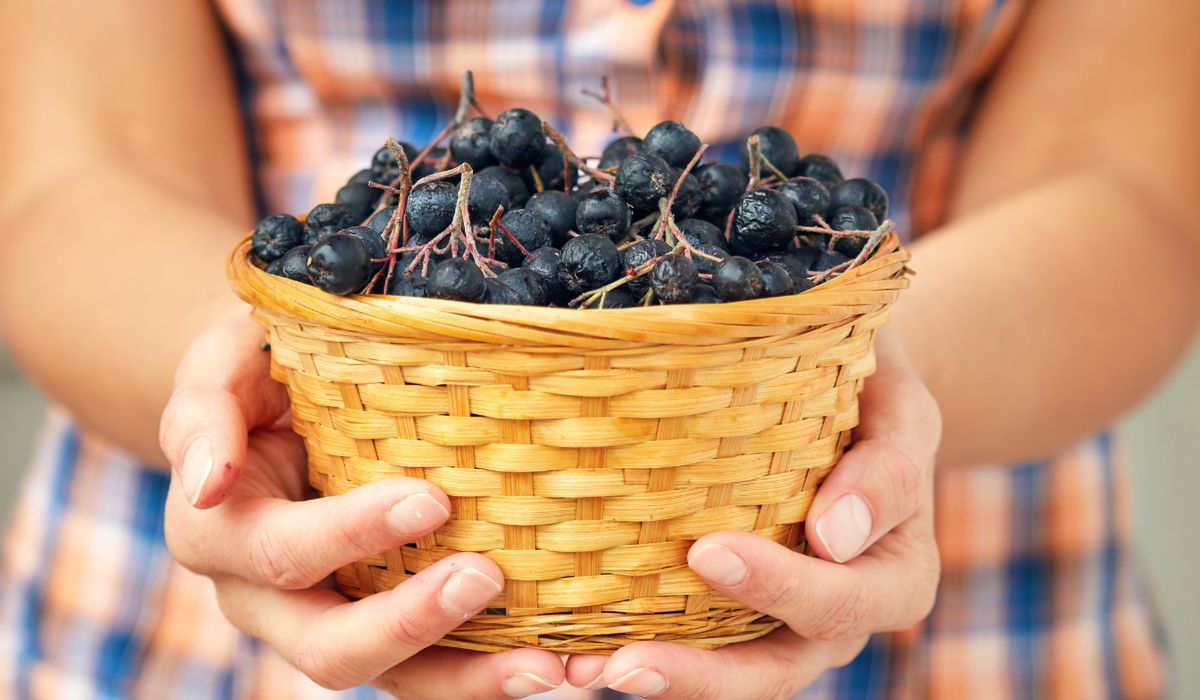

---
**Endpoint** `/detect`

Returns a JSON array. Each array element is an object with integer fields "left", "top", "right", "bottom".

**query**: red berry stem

[
  {"left": 381, "top": 138, "right": 414, "bottom": 291},
  {"left": 541, "top": 122, "right": 615, "bottom": 185},
  {"left": 570, "top": 242, "right": 686, "bottom": 308},
  {"left": 580, "top": 76, "right": 637, "bottom": 136}
]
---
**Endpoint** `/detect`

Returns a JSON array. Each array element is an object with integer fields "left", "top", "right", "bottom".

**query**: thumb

[
  {"left": 159, "top": 313, "right": 289, "bottom": 508},
  {"left": 805, "top": 341, "right": 941, "bottom": 563}
]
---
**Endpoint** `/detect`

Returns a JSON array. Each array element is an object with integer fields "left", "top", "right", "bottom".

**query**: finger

[
  {"left": 597, "top": 631, "right": 862, "bottom": 700},
  {"left": 159, "top": 314, "right": 289, "bottom": 508},
  {"left": 378, "top": 647, "right": 566, "bottom": 699},
  {"left": 563, "top": 654, "right": 611, "bottom": 690},
  {"left": 216, "top": 552, "right": 533, "bottom": 691},
  {"left": 805, "top": 350, "right": 941, "bottom": 563},
  {"left": 168, "top": 476, "right": 451, "bottom": 590},
  {"left": 686, "top": 530, "right": 936, "bottom": 640}
]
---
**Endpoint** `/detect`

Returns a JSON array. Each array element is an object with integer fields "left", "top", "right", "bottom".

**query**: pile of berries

[{"left": 251, "top": 75, "right": 891, "bottom": 308}]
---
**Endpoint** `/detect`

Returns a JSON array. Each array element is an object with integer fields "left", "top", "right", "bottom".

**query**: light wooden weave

[{"left": 227, "top": 232, "right": 910, "bottom": 653}]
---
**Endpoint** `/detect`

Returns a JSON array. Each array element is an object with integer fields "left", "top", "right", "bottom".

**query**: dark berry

[
  {"left": 349, "top": 168, "right": 374, "bottom": 186},
  {"left": 488, "top": 108, "right": 546, "bottom": 169},
  {"left": 692, "top": 244, "right": 729, "bottom": 276},
  {"left": 252, "top": 213, "right": 305, "bottom": 263},
  {"left": 830, "top": 178, "right": 888, "bottom": 222},
  {"left": 427, "top": 258, "right": 486, "bottom": 301},
  {"left": 371, "top": 142, "right": 417, "bottom": 181},
  {"left": 829, "top": 205, "right": 878, "bottom": 257},
  {"left": 598, "top": 136, "right": 643, "bottom": 169},
  {"left": 386, "top": 272, "right": 429, "bottom": 297},
  {"left": 810, "top": 249, "right": 850, "bottom": 274},
  {"left": 523, "top": 246, "right": 561, "bottom": 282},
  {"left": 712, "top": 256, "right": 765, "bottom": 301},
  {"left": 570, "top": 179, "right": 601, "bottom": 204},
  {"left": 497, "top": 268, "right": 551, "bottom": 306},
  {"left": 411, "top": 148, "right": 451, "bottom": 182},
  {"left": 622, "top": 239, "right": 671, "bottom": 296},
  {"left": 615, "top": 152, "right": 673, "bottom": 216},
  {"left": 778, "top": 177, "right": 831, "bottom": 225},
  {"left": 306, "top": 233, "right": 373, "bottom": 295},
  {"left": 525, "top": 190, "right": 578, "bottom": 244},
  {"left": 650, "top": 253, "right": 698, "bottom": 304},
  {"left": 467, "top": 173, "right": 510, "bottom": 224},
  {"left": 763, "top": 253, "right": 808, "bottom": 285},
  {"left": 496, "top": 209, "right": 552, "bottom": 265},
  {"left": 732, "top": 189, "right": 798, "bottom": 253},
  {"left": 524, "top": 145, "right": 577, "bottom": 192},
  {"left": 266, "top": 244, "right": 313, "bottom": 284},
  {"left": 558, "top": 233, "right": 621, "bottom": 294},
  {"left": 481, "top": 278, "right": 521, "bottom": 305},
  {"left": 339, "top": 226, "right": 387, "bottom": 264},
  {"left": 789, "top": 245, "right": 821, "bottom": 272},
  {"left": 366, "top": 206, "right": 398, "bottom": 236},
  {"left": 450, "top": 117, "right": 496, "bottom": 170},
  {"left": 676, "top": 218, "right": 727, "bottom": 250},
  {"left": 597, "top": 286, "right": 636, "bottom": 308},
  {"left": 643, "top": 120, "right": 701, "bottom": 168},
  {"left": 669, "top": 168, "right": 702, "bottom": 219},
  {"left": 796, "top": 154, "right": 844, "bottom": 188},
  {"left": 304, "top": 203, "right": 358, "bottom": 245},
  {"left": 695, "top": 162, "right": 748, "bottom": 222},
  {"left": 478, "top": 165, "right": 530, "bottom": 207},
  {"left": 335, "top": 182, "right": 380, "bottom": 222},
  {"left": 757, "top": 260, "right": 795, "bottom": 297},
  {"left": 406, "top": 181, "right": 458, "bottom": 237},
  {"left": 691, "top": 283, "right": 720, "bottom": 304},
  {"left": 739, "top": 126, "right": 800, "bottom": 176},
  {"left": 576, "top": 188, "right": 631, "bottom": 242}
]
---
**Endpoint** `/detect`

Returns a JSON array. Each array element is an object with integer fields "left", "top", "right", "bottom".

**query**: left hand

[{"left": 564, "top": 330, "right": 942, "bottom": 698}]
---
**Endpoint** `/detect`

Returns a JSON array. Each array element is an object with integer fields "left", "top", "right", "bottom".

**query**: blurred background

[{"left": 1, "top": 338, "right": 1198, "bottom": 693}]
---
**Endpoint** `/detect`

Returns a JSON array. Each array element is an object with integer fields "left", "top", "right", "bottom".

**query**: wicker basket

[{"left": 227, "top": 232, "right": 909, "bottom": 654}]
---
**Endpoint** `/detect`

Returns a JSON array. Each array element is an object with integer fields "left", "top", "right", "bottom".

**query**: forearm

[
  {"left": 894, "top": 168, "right": 1200, "bottom": 468},
  {"left": 0, "top": 160, "right": 250, "bottom": 464}
]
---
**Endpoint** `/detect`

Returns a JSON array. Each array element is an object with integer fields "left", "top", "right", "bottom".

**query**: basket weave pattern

[{"left": 228, "top": 233, "right": 909, "bottom": 653}]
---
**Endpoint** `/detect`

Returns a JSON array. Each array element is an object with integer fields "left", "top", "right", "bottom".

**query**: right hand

[{"left": 159, "top": 311, "right": 565, "bottom": 698}]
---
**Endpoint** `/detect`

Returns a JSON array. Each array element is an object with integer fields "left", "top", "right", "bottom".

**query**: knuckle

[
  {"left": 253, "top": 518, "right": 315, "bottom": 590},
  {"left": 382, "top": 606, "right": 443, "bottom": 651},
  {"left": 755, "top": 569, "right": 802, "bottom": 615},
  {"left": 881, "top": 446, "right": 925, "bottom": 517},
  {"left": 808, "top": 584, "right": 872, "bottom": 641},
  {"left": 292, "top": 641, "right": 357, "bottom": 691}
]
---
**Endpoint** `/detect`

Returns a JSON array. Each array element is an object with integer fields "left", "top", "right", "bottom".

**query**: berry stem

[
  {"left": 570, "top": 242, "right": 685, "bottom": 308},
  {"left": 580, "top": 76, "right": 637, "bottom": 136},
  {"left": 807, "top": 219, "right": 894, "bottom": 283},
  {"left": 494, "top": 221, "right": 534, "bottom": 259},
  {"left": 541, "top": 122, "right": 615, "bottom": 185},
  {"left": 381, "top": 137, "right": 414, "bottom": 291},
  {"left": 528, "top": 164, "right": 545, "bottom": 193}
]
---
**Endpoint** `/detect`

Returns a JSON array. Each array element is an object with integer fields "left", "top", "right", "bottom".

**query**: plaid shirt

[{"left": 0, "top": 1, "right": 1169, "bottom": 698}]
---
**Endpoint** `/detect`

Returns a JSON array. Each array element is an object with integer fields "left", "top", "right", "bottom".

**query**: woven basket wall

[{"left": 227, "top": 232, "right": 909, "bottom": 654}]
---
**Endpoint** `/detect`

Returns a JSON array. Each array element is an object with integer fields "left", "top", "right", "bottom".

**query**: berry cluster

[{"left": 251, "top": 73, "right": 892, "bottom": 308}]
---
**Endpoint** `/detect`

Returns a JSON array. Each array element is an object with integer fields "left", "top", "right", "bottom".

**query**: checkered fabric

[{"left": 0, "top": 1, "right": 1170, "bottom": 698}]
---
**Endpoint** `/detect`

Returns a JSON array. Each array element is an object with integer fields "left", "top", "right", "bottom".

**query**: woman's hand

[
  {"left": 565, "top": 331, "right": 943, "bottom": 699},
  {"left": 159, "top": 312, "right": 566, "bottom": 698}
]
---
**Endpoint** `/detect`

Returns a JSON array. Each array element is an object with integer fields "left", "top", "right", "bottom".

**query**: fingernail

[
  {"left": 438, "top": 567, "right": 502, "bottom": 618},
  {"left": 689, "top": 543, "right": 748, "bottom": 586},
  {"left": 387, "top": 492, "right": 450, "bottom": 534},
  {"left": 501, "top": 672, "right": 558, "bottom": 698},
  {"left": 815, "top": 493, "right": 873, "bottom": 562},
  {"left": 181, "top": 436, "right": 214, "bottom": 506},
  {"left": 609, "top": 668, "right": 668, "bottom": 697},
  {"left": 583, "top": 673, "right": 608, "bottom": 689}
]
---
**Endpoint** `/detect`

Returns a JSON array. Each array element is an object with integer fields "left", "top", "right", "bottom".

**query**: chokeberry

[
  {"left": 712, "top": 256, "right": 765, "bottom": 301},
  {"left": 615, "top": 152, "right": 673, "bottom": 216},
  {"left": 732, "top": 189, "right": 798, "bottom": 253},
  {"left": 695, "top": 162, "right": 748, "bottom": 222},
  {"left": 558, "top": 233, "right": 621, "bottom": 294},
  {"left": 576, "top": 188, "right": 632, "bottom": 242},
  {"left": 692, "top": 243, "right": 729, "bottom": 276},
  {"left": 497, "top": 268, "right": 551, "bottom": 306},
  {"left": 597, "top": 286, "right": 636, "bottom": 308},
  {"left": 450, "top": 117, "right": 496, "bottom": 170},
  {"left": 339, "top": 226, "right": 387, "bottom": 264},
  {"left": 669, "top": 168, "right": 702, "bottom": 219},
  {"left": 366, "top": 206, "right": 398, "bottom": 235},
  {"left": 371, "top": 142, "right": 417, "bottom": 181},
  {"left": 829, "top": 205, "right": 878, "bottom": 256},
  {"left": 778, "top": 177, "right": 831, "bottom": 225},
  {"left": 830, "top": 178, "right": 888, "bottom": 222},
  {"left": 788, "top": 245, "right": 821, "bottom": 272},
  {"left": 795, "top": 154, "right": 844, "bottom": 188},
  {"left": 304, "top": 203, "right": 358, "bottom": 245},
  {"left": 622, "top": 239, "right": 671, "bottom": 296},
  {"left": 691, "top": 283, "right": 720, "bottom": 304},
  {"left": 406, "top": 180, "right": 458, "bottom": 236},
  {"left": 523, "top": 245, "right": 568, "bottom": 303},
  {"left": 598, "top": 136, "right": 643, "bottom": 169},
  {"left": 478, "top": 165, "right": 530, "bottom": 207},
  {"left": 349, "top": 169, "right": 374, "bottom": 186},
  {"left": 467, "top": 173, "right": 510, "bottom": 224},
  {"left": 306, "top": 233, "right": 373, "bottom": 295},
  {"left": 252, "top": 213, "right": 305, "bottom": 263},
  {"left": 524, "top": 145, "right": 577, "bottom": 192},
  {"left": 810, "top": 249, "right": 850, "bottom": 274},
  {"left": 570, "top": 179, "right": 601, "bottom": 204},
  {"left": 757, "top": 260, "right": 795, "bottom": 297},
  {"left": 650, "top": 253, "right": 699, "bottom": 304},
  {"left": 525, "top": 190, "right": 578, "bottom": 244},
  {"left": 676, "top": 218, "right": 727, "bottom": 250},
  {"left": 427, "top": 257, "right": 486, "bottom": 301},
  {"left": 482, "top": 278, "right": 522, "bottom": 305},
  {"left": 386, "top": 272, "right": 429, "bottom": 297},
  {"left": 496, "top": 209, "right": 552, "bottom": 265},
  {"left": 740, "top": 126, "right": 800, "bottom": 176},
  {"left": 266, "top": 244, "right": 313, "bottom": 284},
  {"left": 411, "top": 147, "right": 451, "bottom": 182},
  {"left": 488, "top": 108, "right": 546, "bottom": 169},
  {"left": 335, "top": 182, "right": 380, "bottom": 222},
  {"left": 763, "top": 253, "right": 808, "bottom": 285},
  {"left": 643, "top": 120, "right": 701, "bottom": 168}
]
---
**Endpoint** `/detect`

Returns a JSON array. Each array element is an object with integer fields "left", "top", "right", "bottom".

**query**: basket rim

[{"left": 228, "top": 231, "right": 909, "bottom": 349}]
